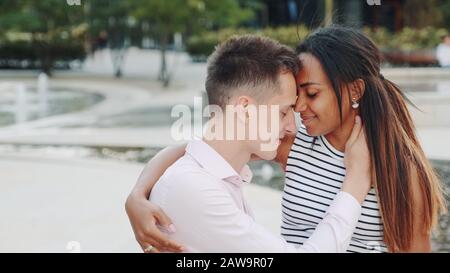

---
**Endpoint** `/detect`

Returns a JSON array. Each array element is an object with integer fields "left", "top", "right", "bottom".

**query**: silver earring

[{"left": 352, "top": 100, "right": 359, "bottom": 109}]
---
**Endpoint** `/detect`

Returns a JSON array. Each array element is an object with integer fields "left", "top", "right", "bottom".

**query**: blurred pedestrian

[{"left": 436, "top": 34, "right": 450, "bottom": 68}]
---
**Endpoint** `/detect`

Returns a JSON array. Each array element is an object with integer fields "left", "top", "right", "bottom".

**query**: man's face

[
  {"left": 445, "top": 36, "right": 450, "bottom": 45},
  {"left": 249, "top": 71, "right": 298, "bottom": 160}
]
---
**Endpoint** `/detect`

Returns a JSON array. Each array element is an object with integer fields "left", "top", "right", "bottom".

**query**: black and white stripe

[{"left": 281, "top": 125, "right": 388, "bottom": 253}]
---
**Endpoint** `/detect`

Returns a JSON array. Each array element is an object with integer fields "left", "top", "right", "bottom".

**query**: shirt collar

[{"left": 185, "top": 140, "right": 253, "bottom": 186}]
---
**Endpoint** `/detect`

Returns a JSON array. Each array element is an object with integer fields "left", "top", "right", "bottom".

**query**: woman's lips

[{"left": 301, "top": 116, "right": 316, "bottom": 126}]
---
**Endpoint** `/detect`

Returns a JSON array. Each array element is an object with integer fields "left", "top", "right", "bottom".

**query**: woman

[
  {"left": 125, "top": 26, "right": 447, "bottom": 253},
  {"left": 278, "top": 26, "right": 446, "bottom": 252}
]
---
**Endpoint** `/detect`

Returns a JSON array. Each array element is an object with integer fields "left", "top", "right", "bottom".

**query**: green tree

[
  {"left": 438, "top": 0, "right": 450, "bottom": 30},
  {"left": 403, "top": 0, "right": 443, "bottom": 29},
  {"left": 0, "top": 0, "right": 86, "bottom": 75},
  {"left": 132, "top": 0, "right": 257, "bottom": 86},
  {"left": 84, "top": 0, "right": 134, "bottom": 77}
]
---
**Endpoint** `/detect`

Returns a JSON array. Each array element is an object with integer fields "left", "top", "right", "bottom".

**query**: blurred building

[{"left": 258, "top": 0, "right": 405, "bottom": 32}]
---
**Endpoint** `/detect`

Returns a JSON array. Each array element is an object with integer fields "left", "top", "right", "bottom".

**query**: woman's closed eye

[
  {"left": 299, "top": 87, "right": 319, "bottom": 99},
  {"left": 307, "top": 92, "right": 318, "bottom": 98}
]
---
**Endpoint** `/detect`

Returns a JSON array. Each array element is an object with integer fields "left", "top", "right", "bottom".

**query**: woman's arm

[
  {"left": 159, "top": 170, "right": 364, "bottom": 253},
  {"left": 130, "top": 144, "right": 186, "bottom": 199},
  {"left": 274, "top": 134, "right": 296, "bottom": 170},
  {"left": 157, "top": 116, "right": 371, "bottom": 253},
  {"left": 125, "top": 134, "right": 296, "bottom": 252},
  {"left": 125, "top": 144, "right": 186, "bottom": 252},
  {"left": 341, "top": 116, "right": 372, "bottom": 204}
]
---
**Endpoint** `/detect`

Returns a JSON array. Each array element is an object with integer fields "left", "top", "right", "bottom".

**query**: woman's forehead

[{"left": 297, "top": 54, "right": 326, "bottom": 82}]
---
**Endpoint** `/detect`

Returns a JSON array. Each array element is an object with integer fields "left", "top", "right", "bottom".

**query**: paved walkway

[{"left": 0, "top": 153, "right": 281, "bottom": 253}]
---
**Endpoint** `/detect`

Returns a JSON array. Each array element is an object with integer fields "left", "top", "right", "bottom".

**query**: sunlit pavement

[{"left": 0, "top": 152, "right": 282, "bottom": 252}]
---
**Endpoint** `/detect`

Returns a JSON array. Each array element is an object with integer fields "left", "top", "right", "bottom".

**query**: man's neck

[{"left": 203, "top": 139, "right": 251, "bottom": 174}]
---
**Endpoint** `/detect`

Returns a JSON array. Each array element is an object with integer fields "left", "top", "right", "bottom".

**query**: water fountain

[
  {"left": 15, "top": 83, "right": 27, "bottom": 124},
  {"left": 0, "top": 73, "right": 49, "bottom": 126},
  {"left": 37, "top": 72, "right": 49, "bottom": 117}
]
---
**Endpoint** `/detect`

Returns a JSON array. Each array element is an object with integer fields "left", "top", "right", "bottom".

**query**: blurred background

[{"left": 0, "top": 0, "right": 449, "bottom": 252}]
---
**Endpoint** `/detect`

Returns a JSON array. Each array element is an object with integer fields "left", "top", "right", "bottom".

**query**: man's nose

[{"left": 284, "top": 109, "right": 297, "bottom": 136}]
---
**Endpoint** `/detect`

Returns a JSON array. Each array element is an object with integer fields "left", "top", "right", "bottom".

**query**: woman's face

[{"left": 294, "top": 53, "right": 354, "bottom": 136}]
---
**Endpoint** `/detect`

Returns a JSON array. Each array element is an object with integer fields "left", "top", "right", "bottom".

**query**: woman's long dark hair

[{"left": 296, "top": 26, "right": 447, "bottom": 252}]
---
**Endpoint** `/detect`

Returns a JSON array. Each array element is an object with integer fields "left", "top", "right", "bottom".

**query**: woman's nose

[{"left": 294, "top": 93, "right": 307, "bottom": 112}]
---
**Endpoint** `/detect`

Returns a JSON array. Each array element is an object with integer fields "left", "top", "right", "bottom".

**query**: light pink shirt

[{"left": 150, "top": 140, "right": 362, "bottom": 252}]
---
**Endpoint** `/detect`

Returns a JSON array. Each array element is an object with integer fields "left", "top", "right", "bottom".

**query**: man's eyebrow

[
  {"left": 282, "top": 104, "right": 296, "bottom": 109},
  {"left": 298, "top": 82, "right": 321, "bottom": 88}
]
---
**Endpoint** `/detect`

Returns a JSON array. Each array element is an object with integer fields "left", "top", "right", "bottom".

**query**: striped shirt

[{"left": 281, "top": 126, "right": 389, "bottom": 253}]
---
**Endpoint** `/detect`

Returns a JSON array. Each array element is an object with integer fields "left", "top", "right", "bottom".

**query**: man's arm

[{"left": 125, "top": 144, "right": 186, "bottom": 252}]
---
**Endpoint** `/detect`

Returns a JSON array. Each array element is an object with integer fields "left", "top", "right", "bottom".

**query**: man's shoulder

[
  {"left": 162, "top": 154, "right": 217, "bottom": 185},
  {"left": 153, "top": 155, "right": 226, "bottom": 204}
]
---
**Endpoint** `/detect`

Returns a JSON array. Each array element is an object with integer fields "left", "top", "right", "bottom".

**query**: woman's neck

[{"left": 324, "top": 116, "right": 356, "bottom": 153}]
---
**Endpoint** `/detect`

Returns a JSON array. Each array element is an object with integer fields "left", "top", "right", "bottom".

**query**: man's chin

[{"left": 257, "top": 151, "right": 278, "bottom": 161}]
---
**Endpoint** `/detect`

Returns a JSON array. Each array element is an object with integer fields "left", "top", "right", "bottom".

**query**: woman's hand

[
  {"left": 125, "top": 144, "right": 187, "bottom": 252},
  {"left": 341, "top": 116, "right": 372, "bottom": 204},
  {"left": 125, "top": 192, "right": 184, "bottom": 253}
]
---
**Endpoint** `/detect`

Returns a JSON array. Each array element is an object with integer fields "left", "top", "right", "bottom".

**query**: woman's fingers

[
  {"left": 140, "top": 224, "right": 184, "bottom": 252},
  {"left": 140, "top": 240, "right": 161, "bottom": 253},
  {"left": 152, "top": 208, "right": 184, "bottom": 252},
  {"left": 154, "top": 207, "right": 177, "bottom": 234},
  {"left": 346, "top": 115, "right": 362, "bottom": 147},
  {"left": 344, "top": 115, "right": 370, "bottom": 176},
  {"left": 148, "top": 247, "right": 161, "bottom": 253},
  {"left": 126, "top": 195, "right": 184, "bottom": 253}
]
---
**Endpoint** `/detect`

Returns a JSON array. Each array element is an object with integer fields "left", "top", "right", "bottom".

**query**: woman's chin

[{"left": 305, "top": 126, "right": 320, "bottom": 137}]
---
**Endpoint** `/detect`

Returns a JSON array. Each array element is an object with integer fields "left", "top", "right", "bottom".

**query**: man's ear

[
  {"left": 235, "top": 96, "right": 250, "bottom": 123},
  {"left": 350, "top": 79, "right": 365, "bottom": 102},
  {"left": 237, "top": 96, "right": 250, "bottom": 107}
]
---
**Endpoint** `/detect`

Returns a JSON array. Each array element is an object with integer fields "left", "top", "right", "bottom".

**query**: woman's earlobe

[{"left": 349, "top": 79, "right": 365, "bottom": 109}]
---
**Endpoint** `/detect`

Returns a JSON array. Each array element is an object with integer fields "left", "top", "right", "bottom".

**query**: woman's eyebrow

[{"left": 298, "top": 82, "right": 321, "bottom": 88}]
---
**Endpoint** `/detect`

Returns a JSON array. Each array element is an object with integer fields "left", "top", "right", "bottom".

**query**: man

[
  {"left": 437, "top": 34, "right": 450, "bottom": 68},
  {"left": 126, "top": 35, "right": 371, "bottom": 252}
]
